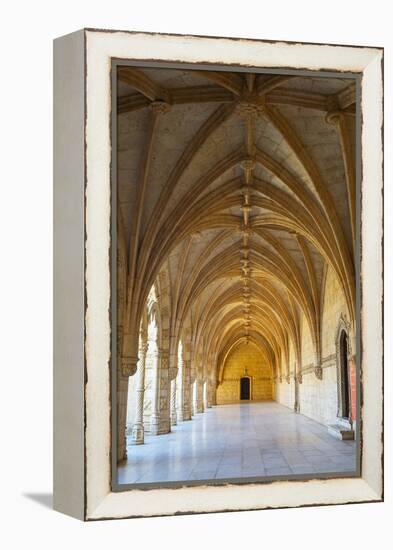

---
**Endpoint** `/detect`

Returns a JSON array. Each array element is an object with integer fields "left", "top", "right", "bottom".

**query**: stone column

[
  {"left": 294, "top": 367, "right": 302, "bottom": 413},
  {"left": 190, "top": 381, "right": 195, "bottom": 416},
  {"left": 206, "top": 380, "right": 212, "bottom": 408},
  {"left": 195, "top": 379, "right": 204, "bottom": 413},
  {"left": 130, "top": 337, "right": 149, "bottom": 445},
  {"left": 170, "top": 378, "right": 177, "bottom": 426},
  {"left": 203, "top": 381, "right": 208, "bottom": 409},
  {"left": 158, "top": 350, "right": 171, "bottom": 434},
  {"left": 211, "top": 378, "right": 217, "bottom": 406},
  {"left": 149, "top": 347, "right": 161, "bottom": 435},
  {"left": 117, "top": 325, "right": 130, "bottom": 461},
  {"left": 176, "top": 352, "right": 184, "bottom": 421},
  {"left": 117, "top": 373, "right": 129, "bottom": 461},
  {"left": 181, "top": 360, "right": 192, "bottom": 420}
]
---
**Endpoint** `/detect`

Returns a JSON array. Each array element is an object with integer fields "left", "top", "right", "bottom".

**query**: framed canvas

[{"left": 53, "top": 28, "right": 383, "bottom": 521}]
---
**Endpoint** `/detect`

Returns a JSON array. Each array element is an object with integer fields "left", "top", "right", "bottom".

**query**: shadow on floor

[{"left": 23, "top": 493, "right": 53, "bottom": 509}]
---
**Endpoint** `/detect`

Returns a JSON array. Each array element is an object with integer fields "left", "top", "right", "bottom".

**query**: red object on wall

[{"left": 349, "top": 358, "right": 356, "bottom": 421}]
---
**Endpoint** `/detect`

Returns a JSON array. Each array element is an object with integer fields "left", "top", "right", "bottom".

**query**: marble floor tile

[{"left": 118, "top": 402, "right": 356, "bottom": 485}]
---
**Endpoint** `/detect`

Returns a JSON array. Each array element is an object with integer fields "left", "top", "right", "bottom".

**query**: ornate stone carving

[
  {"left": 169, "top": 367, "right": 178, "bottom": 381},
  {"left": 235, "top": 94, "right": 266, "bottom": 118},
  {"left": 130, "top": 340, "right": 148, "bottom": 445},
  {"left": 314, "top": 365, "right": 323, "bottom": 380},
  {"left": 240, "top": 159, "right": 256, "bottom": 172},
  {"left": 159, "top": 349, "right": 170, "bottom": 370},
  {"left": 121, "top": 355, "right": 138, "bottom": 377},
  {"left": 150, "top": 100, "right": 171, "bottom": 115},
  {"left": 325, "top": 109, "right": 343, "bottom": 126}
]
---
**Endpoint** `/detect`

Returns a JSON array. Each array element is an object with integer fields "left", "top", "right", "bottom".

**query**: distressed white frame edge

[
  {"left": 83, "top": 30, "right": 383, "bottom": 520},
  {"left": 53, "top": 29, "right": 86, "bottom": 521}
]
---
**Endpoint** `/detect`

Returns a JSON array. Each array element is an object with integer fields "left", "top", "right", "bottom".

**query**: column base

[
  {"left": 177, "top": 407, "right": 192, "bottom": 421},
  {"left": 130, "top": 424, "right": 144, "bottom": 445},
  {"left": 195, "top": 399, "right": 204, "bottom": 413},
  {"left": 149, "top": 414, "right": 160, "bottom": 435},
  {"left": 149, "top": 416, "right": 171, "bottom": 435}
]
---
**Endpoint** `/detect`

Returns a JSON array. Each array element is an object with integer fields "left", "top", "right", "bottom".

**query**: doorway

[
  {"left": 339, "top": 331, "right": 350, "bottom": 419},
  {"left": 240, "top": 377, "right": 251, "bottom": 400}
]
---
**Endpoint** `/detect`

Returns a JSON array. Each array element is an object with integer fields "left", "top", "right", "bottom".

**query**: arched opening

[
  {"left": 339, "top": 330, "right": 350, "bottom": 419},
  {"left": 240, "top": 376, "right": 251, "bottom": 400}
]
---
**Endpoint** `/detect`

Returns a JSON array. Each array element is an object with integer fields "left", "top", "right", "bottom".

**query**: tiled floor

[{"left": 118, "top": 402, "right": 356, "bottom": 485}]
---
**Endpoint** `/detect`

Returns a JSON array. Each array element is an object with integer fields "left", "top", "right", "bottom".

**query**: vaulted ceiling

[{"left": 117, "top": 65, "right": 356, "bottom": 376}]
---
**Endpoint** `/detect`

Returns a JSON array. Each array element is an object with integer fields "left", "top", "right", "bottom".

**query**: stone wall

[
  {"left": 321, "top": 265, "right": 351, "bottom": 358},
  {"left": 275, "top": 339, "right": 296, "bottom": 409},
  {"left": 276, "top": 379, "right": 295, "bottom": 409},
  {"left": 275, "top": 265, "right": 353, "bottom": 427},
  {"left": 216, "top": 342, "right": 273, "bottom": 404},
  {"left": 299, "top": 365, "right": 337, "bottom": 425}
]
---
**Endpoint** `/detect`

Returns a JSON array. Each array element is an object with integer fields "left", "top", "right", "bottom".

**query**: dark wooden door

[{"left": 240, "top": 377, "right": 250, "bottom": 400}]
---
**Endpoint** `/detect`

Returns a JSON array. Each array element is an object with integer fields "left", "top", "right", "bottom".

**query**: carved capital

[
  {"left": 296, "top": 372, "right": 303, "bottom": 384},
  {"left": 169, "top": 367, "right": 178, "bottom": 381},
  {"left": 325, "top": 109, "right": 343, "bottom": 126},
  {"left": 285, "top": 374, "right": 291, "bottom": 384},
  {"left": 121, "top": 355, "right": 138, "bottom": 377}
]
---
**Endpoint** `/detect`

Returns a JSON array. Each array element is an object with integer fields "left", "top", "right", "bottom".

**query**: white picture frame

[{"left": 53, "top": 28, "right": 383, "bottom": 520}]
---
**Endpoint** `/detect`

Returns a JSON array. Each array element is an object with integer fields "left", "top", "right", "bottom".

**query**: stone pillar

[
  {"left": 190, "top": 381, "right": 195, "bottom": 416},
  {"left": 170, "top": 378, "right": 177, "bottom": 426},
  {"left": 117, "top": 373, "right": 129, "bottom": 461},
  {"left": 211, "top": 378, "right": 217, "bottom": 406},
  {"left": 130, "top": 338, "right": 148, "bottom": 445},
  {"left": 294, "top": 369, "right": 302, "bottom": 413},
  {"left": 180, "top": 360, "right": 192, "bottom": 420},
  {"left": 158, "top": 350, "right": 171, "bottom": 434},
  {"left": 149, "top": 347, "right": 161, "bottom": 435},
  {"left": 195, "top": 379, "right": 204, "bottom": 413},
  {"left": 176, "top": 353, "right": 184, "bottom": 421},
  {"left": 206, "top": 380, "right": 212, "bottom": 408},
  {"left": 117, "top": 324, "right": 130, "bottom": 462},
  {"left": 203, "top": 381, "right": 209, "bottom": 409}
]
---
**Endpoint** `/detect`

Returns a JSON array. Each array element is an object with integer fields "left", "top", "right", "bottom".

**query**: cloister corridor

[
  {"left": 118, "top": 402, "right": 356, "bottom": 485},
  {"left": 115, "top": 66, "right": 359, "bottom": 485}
]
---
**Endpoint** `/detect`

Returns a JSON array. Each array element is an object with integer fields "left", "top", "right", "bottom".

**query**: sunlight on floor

[{"left": 118, "top": 402, "right": 356, "bottom": 485}]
